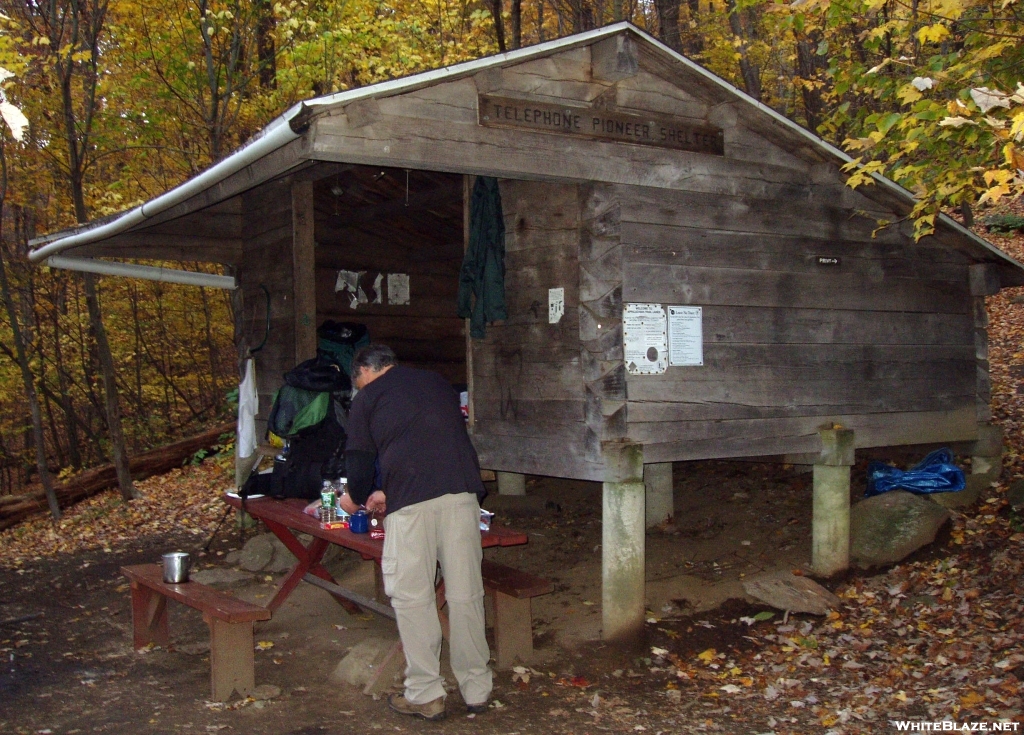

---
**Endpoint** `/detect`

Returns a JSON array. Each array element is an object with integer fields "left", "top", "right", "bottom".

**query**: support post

[
  {"left": 601, "top": 441, "right": 645, "bottom": 645},
  {"left": 812, "top": 427, "right": 854, "bottom": 577},
  {"left": 206, "top": 616, "right": 257, "bottom": 701},
  {"left": 497, "top": 472, "right": 526, "bottom": 496},
  {"left": 644, "top": 463, "right": 673, "bottom": 528},
  {"left": 971, "top": 422, "right": 1003, "bottom": 480},
  {"left": 292, "top": 180, "right": 317, "bottom": 363}
]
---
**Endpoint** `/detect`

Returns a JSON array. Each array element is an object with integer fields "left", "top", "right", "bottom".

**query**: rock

[
  {"left": 190, "top": 568, "right": 254, "bottom": 587},
  {"left": 264, "top": 537, "right": 298, "bottom": 574},
  {"left": 1007, "top": 479, "right": 1024, "bottom": 511},
  {"left": 224, "top": 550, "right": 242, "bottom": 566},
  {"left": 176, "top": 642, "right": 210, "bottom": 656},
  {"left": 239, "top": 534, "right": 275, "bottom": 572},
  {"left": 851, "top": 490, "right": 950, "bottom": 567},
  {"left": 251, "top": 683, "right": 281, "bottom": 700},
  {"left": 930, "top": 473, "right": 991, "bottom": 509},
  {"left": 329, "top": 638, "right": 397, "bottom": 688},
  {"left": 742, "top": 570, "right": 841, "bottom": 615}
]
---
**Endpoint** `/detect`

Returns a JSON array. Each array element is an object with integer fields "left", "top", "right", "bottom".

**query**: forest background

[{"left": 0, "top": 0, "right": 1021, "bottom": 508}]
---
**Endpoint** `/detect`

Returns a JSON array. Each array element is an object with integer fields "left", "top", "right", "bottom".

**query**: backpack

[{"left": 243, "top": 357, "right": 350, "bottom": 501}]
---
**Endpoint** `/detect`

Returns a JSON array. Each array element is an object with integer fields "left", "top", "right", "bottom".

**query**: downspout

[{"left": 45, "top": 255, "right": 237, "bottom": 289}]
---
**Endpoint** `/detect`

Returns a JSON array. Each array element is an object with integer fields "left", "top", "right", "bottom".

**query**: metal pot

[{"left": 162, "top": 552, "right": 191, "bottom": 583}]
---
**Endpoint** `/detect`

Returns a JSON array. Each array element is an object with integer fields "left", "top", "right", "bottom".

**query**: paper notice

[
  {"left": 387, "top": 273, "right": 410, "bottom": 305},
  {"left": 623, "top": 303, "right": 668, "bottom": 375},
  {"left": 667, "top": 306, "right": 703, "bottom": 366},
  {"left": 548, "top": 287, "right": 565, "bottom": 324}
]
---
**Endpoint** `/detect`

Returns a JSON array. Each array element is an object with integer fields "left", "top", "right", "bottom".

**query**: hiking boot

[
  {"left": 387, "top": 694, "right": 447, "bottom": 721},
  {"left": 466, "top": 701, "right": 488, "bottom": 715}
]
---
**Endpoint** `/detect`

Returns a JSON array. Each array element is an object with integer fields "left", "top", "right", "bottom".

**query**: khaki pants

[{"left": 381, "top": 492, "right": 492, "bottom": 705}]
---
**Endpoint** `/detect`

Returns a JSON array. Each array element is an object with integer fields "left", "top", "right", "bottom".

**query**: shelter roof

[{"left": 28, "top": 23, "right": 1024, "bottom": 286}]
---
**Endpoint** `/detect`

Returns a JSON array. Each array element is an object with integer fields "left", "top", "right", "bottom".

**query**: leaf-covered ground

[{"left": 0, "top": 462, "right": 231, "bottom": 569}]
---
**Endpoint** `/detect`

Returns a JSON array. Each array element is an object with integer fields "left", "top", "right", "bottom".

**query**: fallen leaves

[{"left": 0, "top": 462, "right": 231, "bottom": 568}]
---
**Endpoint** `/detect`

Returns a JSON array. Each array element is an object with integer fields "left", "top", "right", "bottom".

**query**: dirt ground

[
  {"left": 0, "top": 460, "right": 974, "bottom": 735},
  {"left": 0, "top": 462, "right": 839, "bottom": 732}
]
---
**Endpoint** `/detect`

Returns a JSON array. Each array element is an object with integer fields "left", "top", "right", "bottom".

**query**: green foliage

[{"left": 983, "top": 214, "right": 1024, "bottom": 234}]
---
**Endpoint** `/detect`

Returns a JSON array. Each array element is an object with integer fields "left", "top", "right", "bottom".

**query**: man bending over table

[{"left": 339, "top": 343, "right": 491, "bottom": 721}]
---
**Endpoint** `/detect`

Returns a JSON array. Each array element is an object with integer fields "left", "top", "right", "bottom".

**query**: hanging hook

[{"left": 249, "top": 284, "right": 271, "bottom": 355}]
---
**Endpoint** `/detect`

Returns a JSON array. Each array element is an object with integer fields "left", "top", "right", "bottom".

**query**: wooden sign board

[{"left": 478, "top": 95, "right": 724, "bottom": 156}]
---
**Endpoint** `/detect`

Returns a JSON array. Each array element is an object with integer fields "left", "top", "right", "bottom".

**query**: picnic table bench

[
  {"left": 122, "top": 564, "right": 271, "bottom": 701},
  {"left": 224, "top": 493, "right": 551, "bottom": 687}
]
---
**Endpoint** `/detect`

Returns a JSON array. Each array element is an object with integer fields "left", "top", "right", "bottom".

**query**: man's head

[{"left": 351, "top": 343, "right": 397, "bottom": 389}]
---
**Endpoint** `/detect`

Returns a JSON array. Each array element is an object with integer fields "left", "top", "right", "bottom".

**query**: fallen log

[{"left": 0, "top": 421, "right": 234, "bottom": 532}]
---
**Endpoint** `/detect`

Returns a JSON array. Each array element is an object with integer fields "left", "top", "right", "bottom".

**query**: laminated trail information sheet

[
  {"left": 667, "top": 306, "right": 703, "bottom": 366},
  {"left": 623, "top": 303, "right": 668, "bottom": 375}
]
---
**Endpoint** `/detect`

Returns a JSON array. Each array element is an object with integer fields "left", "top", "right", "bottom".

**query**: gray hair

[{"left": 351, "top": 343, "right": 397, "bottom": 381}]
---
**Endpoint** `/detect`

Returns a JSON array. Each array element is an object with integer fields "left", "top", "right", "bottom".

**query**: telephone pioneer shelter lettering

[{"left": 478, "top": 95, "right": 724, "bottom": 155}]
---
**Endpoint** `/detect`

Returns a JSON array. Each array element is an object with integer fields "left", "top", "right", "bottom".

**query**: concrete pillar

[
  {"left": 601, "top": 442, "right": 645, "bottom": 645},
  {"left": 812, "top": 427, "right": 854, "bottom": 577},
  {"left": 972, "top": 423, "right": 1003, "bottom": 479},
  {"left": 644, "top": 463, "right": 673, "bottom": 528},
  {"left": 497, "top": 472, "right": 526, "bottom": 496}
]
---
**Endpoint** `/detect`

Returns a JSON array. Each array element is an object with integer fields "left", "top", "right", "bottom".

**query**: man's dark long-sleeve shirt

[{"left": 344, "top": 365, "right": 485, "bottom": 515}]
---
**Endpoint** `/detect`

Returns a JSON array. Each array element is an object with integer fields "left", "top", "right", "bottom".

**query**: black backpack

[{"left": 242, "top": 357, "right": 350, "bottom": 501}]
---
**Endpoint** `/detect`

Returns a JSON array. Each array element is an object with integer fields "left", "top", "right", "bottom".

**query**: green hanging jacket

[{"left": 457, "top": 176, "right": 507, "bottom": 339}]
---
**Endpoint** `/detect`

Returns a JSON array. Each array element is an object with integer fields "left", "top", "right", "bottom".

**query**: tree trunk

[
  {"left": 655, "top": 0, "right": 683, "bottom": 52},
  {"left": 727, "top": 0, "right": 762, "bottom": 100},
  {"left": 511, "top": 0, "right": 522, "bottom": 49},
  {"left": 490, "top": 0, "right": 507, "bottom": 52},
  {"left": 0, "top": 225, "right": 60, "bottom": 520},
  {"left": 0, "top": 421, "right": 233, "bottom": 531},
  {"left": 256, "top": 0, "right": 277, "bottom": 89},
  {"left": 83, "top": 273, "right": 138, "bottom": 501}
]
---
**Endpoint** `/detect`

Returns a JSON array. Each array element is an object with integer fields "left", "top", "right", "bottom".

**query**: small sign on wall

[
  {"left": 548, "top": 287, "right": 564, "bottom": 324},
  {"left": 623, "top": 303, "right": 668, "bottom": 375},
  {"left": 387, "top": 273, "right": 410, "bottom": 305},
  {"left": 667, "top": 306, "right": 703, "bottom": 366}
]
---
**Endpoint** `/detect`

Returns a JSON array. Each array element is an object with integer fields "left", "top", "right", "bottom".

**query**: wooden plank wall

[
  {"left": 617, "top": 179, "right": 979, "bottom": 463},
  {"left": 236, "top": 179, "right": 296, "bottom": 435},
  {"left": 314, "top": 177, "right": 466, "bottom": 384},
  {"left": 471, "top": 180, "right": 604, "bottom": 479}
]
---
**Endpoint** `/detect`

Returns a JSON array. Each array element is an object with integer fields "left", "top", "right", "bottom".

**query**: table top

[{"left": 224, "top": 493, "right": 527, "bottom": 558}]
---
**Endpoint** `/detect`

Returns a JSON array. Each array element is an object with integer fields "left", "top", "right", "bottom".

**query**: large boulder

[
  {"left": 265, "top": 536, "right": 298, "bottom": 574},
  {"left": 329, "top": 637, "right": 398, "bottom": 688},
  {"left": 190, "top": 568, "right": 254, "bottom": 588},
  {"left": 239, "top": 533, "right": 275, "bottom": 572},
  {"left": 742, "top": 570, "right": 841, "bottom": 615},
  {"left": 851, "top": 491, "right": 950, "bottom": 567}
]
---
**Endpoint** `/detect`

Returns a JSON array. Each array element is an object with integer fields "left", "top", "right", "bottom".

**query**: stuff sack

[
  {"left": 257, "top": 387, "right": 349, "bottom": 501},
  {"left": 865, "top": 448, "right": 966, "bottom": 497}
]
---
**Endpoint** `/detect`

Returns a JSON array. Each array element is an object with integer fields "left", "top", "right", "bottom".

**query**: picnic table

[{"left": 223, "top": 492, "right": 549, "bottom": 691}]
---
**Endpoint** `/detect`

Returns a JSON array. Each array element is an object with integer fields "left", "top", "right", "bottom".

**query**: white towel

[{"left": 237, "top": 358, "right": 258, "bottom": 460}]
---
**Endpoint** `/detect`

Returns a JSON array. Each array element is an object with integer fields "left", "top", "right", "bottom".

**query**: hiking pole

[{"left": 203, "top": 505, "right": 233, "bottom": 552}]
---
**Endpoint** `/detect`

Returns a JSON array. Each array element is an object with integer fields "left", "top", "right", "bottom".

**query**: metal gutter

[
  {"left": 45, "top": 255, "right": 236, "bottom": 289},
  {"left": 27, "top": 103, "right": 308, "bottom": 263}
]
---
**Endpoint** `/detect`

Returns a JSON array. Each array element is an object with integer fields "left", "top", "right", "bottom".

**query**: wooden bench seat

[
  {"left": 122, "top": 564, "right": 271, "bottom": 701},
  {"left": 480, "top": 559, "right": 553, "bottom": 669}
]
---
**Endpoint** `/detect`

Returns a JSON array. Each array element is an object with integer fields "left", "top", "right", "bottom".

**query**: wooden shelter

[{"left": 31, "top": 23, "right": 1024, "bottom": 642}]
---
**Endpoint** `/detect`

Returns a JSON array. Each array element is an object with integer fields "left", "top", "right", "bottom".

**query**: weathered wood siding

[
  {"left": 313, "top": 174, "right": 466, "bottom": 383},
  {"left": 616, "top": 178, "right": 978, "bottom": 462},
  {"left": 471, "top": 180, "right": 603, "bottom": 479},
  {"left": 235, "top": 179, "right": 296, "bottom": 435}
]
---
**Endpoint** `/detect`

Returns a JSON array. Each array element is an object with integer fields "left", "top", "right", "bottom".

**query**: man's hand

[
  {"left": 365, "top": 490, "right": 387, "bottom": 513},
  {"left": 339, "top": 491, "right": 360, "bottom": 515}
]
